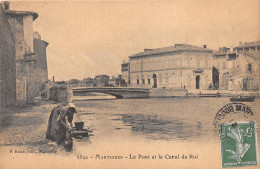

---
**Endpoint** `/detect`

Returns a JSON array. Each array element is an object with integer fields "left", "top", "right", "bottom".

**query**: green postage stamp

[{"left": 220, "top": 121, "right": 258, "bottom": 168}]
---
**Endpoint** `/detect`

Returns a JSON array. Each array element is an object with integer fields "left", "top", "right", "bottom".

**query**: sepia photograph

[{"left": 0, "top": 0, "right": 259, "bottom": 169}]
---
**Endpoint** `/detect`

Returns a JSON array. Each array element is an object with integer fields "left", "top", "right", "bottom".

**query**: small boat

[
  {"left": 230, "top": 96, "right": 255, "bottom": 102},
  {"left": 199, "top": 92, "right": 221, "bottom": 97}
]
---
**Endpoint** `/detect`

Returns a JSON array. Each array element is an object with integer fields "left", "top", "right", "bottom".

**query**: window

[
  {"left": 137, "top": 79, "right": 139, "bottom": 84},
  {"left": 142, "top": 79, "right": 145, "bottom": 84},
  {"left": 148, "top": 79, "right": 151, "bottom": 84},
  {"left": 248, "top": 63, "right": 252, "bottom": 74}
]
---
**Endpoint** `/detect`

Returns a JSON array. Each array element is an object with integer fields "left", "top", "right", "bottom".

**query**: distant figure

[
  {"left": 46, "top": 104, "right": 77, "bottom": 151},
  {"left": 209, "top": 83, "right": 213, "bottom": 90}
]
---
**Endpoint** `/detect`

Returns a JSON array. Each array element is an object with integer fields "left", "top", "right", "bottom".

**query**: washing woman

[{"left": 46, "top": 104, "right": 77, "bottom": 150}]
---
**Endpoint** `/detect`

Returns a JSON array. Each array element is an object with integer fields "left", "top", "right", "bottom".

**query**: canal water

[{"left": 69, "top": 97, "right": 260, "bottom": 168}]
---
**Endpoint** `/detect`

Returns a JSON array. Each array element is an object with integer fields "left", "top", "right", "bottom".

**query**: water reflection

[
  {"left": 74, "top": 97, "right": 260, "bottom": 144},
  {"left": 113, "top": 114, "right": 201, "bottom": 141}
]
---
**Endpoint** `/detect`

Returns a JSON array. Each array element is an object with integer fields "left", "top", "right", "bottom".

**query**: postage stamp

[{"left": 220, "top": 121, "right": 258, "bottom": 168}]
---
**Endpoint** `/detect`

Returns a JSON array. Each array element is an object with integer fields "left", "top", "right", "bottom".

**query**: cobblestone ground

[{"left": 0, "top": 98, "right": 62, "bottom": 152}]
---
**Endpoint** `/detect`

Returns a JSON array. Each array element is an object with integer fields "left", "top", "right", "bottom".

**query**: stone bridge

[{"left": 72, "top": 87, "right": 150, "bottom": 99}]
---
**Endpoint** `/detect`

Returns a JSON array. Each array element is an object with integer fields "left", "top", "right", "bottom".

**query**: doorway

[
  {"left": 196, "top": 75, "right": 200, "bottom": 89},
  {"left": 153, "top": 74, "right": 157, "bottom": 88},
  {"left": 212, "top": 66, "right": 219, "bottom": 89}
]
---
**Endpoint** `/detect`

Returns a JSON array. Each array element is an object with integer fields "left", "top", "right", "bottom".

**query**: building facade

[
  {"left": 33, "top": 32, "right": 49, "bottom": 96},
  {"left": 94, "top": 75, "right": 109, "bottom": 87},
  {"left": 212, "top": 41, "right": 260, "bottom": 91},
  {"left": 233, "top": 41, "right": 260, "bottom": 52},
  {"left": 67, "top": 79, "right": 79, "bottom": 87},
  {"left": 4, "top": 2, "right": 39, "bottom": 104},
  {"left": 212, "top": 47, "right": 230, "bottom": 90},
  {"left": 128, "top": 44, "right": 213, "bottom": 90},
  {"left": 78, "top": 78, "right": 95, "bottom": 87},
  {"left": 0, "top": 4, "right": 16, "bottom": 107},
  {"left": 121, "top": 61, "right": 130, "bottom": 85}
]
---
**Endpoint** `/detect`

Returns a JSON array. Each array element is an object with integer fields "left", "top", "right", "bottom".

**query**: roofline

[
  {"left": 239, "top": 51, "right": 260, "bottom": 59},
  {"left": 4, "top": 10, "right": 38, "bottom": 20},
  {"left": 234, "top": 41, "right": 260, "bottom": 49},
  {"left": 34, "top": 38, "right": 49, "bottom": 47},
  {"left": 129, "top": 49, "right": 213, "bottom": 59}
]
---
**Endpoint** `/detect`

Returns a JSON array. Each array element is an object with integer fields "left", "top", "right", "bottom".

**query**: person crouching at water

[{"left": 46, "top": 104, "right": 77, "bottom": 151}]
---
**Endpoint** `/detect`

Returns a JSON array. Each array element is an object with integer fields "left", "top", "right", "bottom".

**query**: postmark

[
  {"left": 219, "top": 121, "right": 258, "bottom": 168},
  {"left": 213, "top": 103, "right": 254, "bottom": 133}
]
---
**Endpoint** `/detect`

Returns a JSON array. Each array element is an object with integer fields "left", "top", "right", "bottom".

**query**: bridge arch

[{"left": 72, "top": 87, "right": 150, "bottom": 99}]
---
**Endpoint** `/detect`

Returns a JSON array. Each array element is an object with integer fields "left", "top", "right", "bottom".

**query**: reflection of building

[
  {"left": 4, "top": 2, "right": 39, "bottom": 104},
  {"left": 121, "top": 61, "right": 130, "bottom": 85},
  {"left": 0, "top": 4, "right": 16, "bottom": 107},
  {"left": 94, "top": 75, "right": 109, "bottom": 87},
  {"left": 33, "top": 32, "right": 49, "bottom": 96},
  {"left": 128, "top": 44, "right": 213, "bottom": 90}
]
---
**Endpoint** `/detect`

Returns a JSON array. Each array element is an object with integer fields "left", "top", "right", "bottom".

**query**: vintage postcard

[{"left": 0, "top": 0, "right": 259, "bottom": 169}]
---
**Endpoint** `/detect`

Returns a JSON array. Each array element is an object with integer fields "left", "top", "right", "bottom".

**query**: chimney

[
  {"left": 33, "top": 32, "right": 41, "bottom": 40},
  {"left": 2, "top": 1, "right": 10, "bottom": 10},
  {"left": 223, "top": 47, "right": 230, "bottom": 53},
  {"left": 203, "top": 45, "right": 207, "bottom": 48},
  {"left": 144, "top": 49, "right": 153, "bottom": 52}
]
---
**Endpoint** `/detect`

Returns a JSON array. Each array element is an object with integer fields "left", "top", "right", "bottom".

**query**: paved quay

[{"left": 0, "top": 98, "right": 60, "bottom": 152}]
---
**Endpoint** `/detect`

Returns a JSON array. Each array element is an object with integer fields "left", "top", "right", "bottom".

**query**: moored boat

[{"left": 230, "top": 96, "right": 255, "bottom": 102}]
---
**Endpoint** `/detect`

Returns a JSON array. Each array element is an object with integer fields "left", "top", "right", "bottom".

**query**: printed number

[{"left": 245, "top": 127, "right": 253, "bottom": 137}]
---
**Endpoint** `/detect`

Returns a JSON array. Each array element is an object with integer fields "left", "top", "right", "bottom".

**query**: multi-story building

[
  {"left": 4, "top": 2, "right": 38, "bottom": 104},
  {"left": 108, "top": 75, "right": 126, "bottom": 87},
  {"left": 78, "top": 78, "right": 95, "bottom": 87},
  {"left": 0, "top": 4, "right": 16, "bottom": 107},
  {"left": 67, "top": 79, "right": 79, "bottom": 87},
  {"left": 233, "top": 41, "right": 260, "bottom": 52},
  {"left": 33, "top": 32, "right": 49, "bottom": 96},
  {"left": 212, "top": 41, "right": 260, "bottom": 91},
  {"left": 128, "top": 44, "right": 213, "bottom": 90},
  {"left": 121, "top": 61, "right": 130, "bottom": 85},
  {"left": 94, "top": 75, "right": 109, "bottom": 87},
  {"left": 228, "top": 42, "right": 260, "bottom": 91},
  {"left": 108, "top": 76, "right": 116, "bottom": 87},
  {"left": 212, "top": 47, "right": 230, "bottom": 90}
]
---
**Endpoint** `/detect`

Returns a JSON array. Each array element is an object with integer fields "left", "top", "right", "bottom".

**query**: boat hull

[{"left": 230, "top": 97, "right": 255, "bottom": 102}]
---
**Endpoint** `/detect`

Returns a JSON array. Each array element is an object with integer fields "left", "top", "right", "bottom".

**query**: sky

[{"left": 8, "top": 0, "right": 260, "bottom": 81}]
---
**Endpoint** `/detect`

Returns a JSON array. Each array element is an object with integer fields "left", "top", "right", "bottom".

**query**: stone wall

[
  {"left": 34, "top": 38, "right": 48, "bottom": 96},
  {"left": 0, "top": 5, "right": 16, "bottom": 107},
  {"left": 49, "top": 86, "right": 67, "bottom": 103},
  {"left": 6, "top": 13, "right": 36, "bottom": 105}
]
